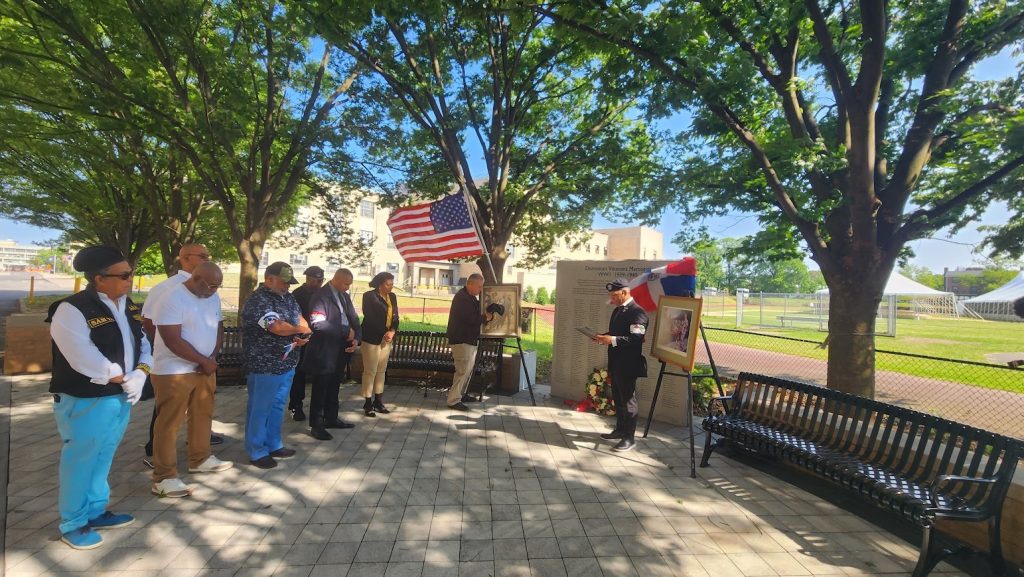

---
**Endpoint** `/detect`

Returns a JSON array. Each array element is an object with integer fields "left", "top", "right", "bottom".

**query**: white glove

[{"left": 122, "top": 369, "right": 147, "bottom": 405}]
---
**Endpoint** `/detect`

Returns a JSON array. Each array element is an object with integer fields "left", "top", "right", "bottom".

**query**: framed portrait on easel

[
  {"left": 650, "top": 296, "right": 703, "bottom": 371},
  {"left": 480, "top": 283, "right": 521, "bottom": 338}
]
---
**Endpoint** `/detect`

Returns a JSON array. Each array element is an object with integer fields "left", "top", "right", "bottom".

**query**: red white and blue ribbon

[{"left": 628, "top": 257, "right": 698, "bottom": 312}]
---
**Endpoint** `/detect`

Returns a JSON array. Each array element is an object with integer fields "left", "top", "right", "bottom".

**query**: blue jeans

[
  {"left": 52, "top": 393, "right": 132, "bottom": 534},
  {"left": 245, "top": 370, "right": 294, "bottom": 460}
]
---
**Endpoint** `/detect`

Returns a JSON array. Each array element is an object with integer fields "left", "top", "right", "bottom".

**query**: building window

[
  {"left": 507, "top": 244, "right": 515, "bottom": 258},
  {"left": 652, "top": 251, "right": 657, "bottom": 259},
  {"left": 289, "top": 254, "right": 307, "bottom": 266},
  {"left": 360, "top": 200, "right": 374, "bottom": 218},
  {"left": 386, "top": 262, "right": 399, "bottom": 273},
  {"left": 586, "top": 245, "right": 591, "bottom": 253},
  {"left": 359, "top": 263, "right": 374, "bottom": 276},
  {"left": 260, "top": 251, "right": 269, "bottom": 266},
  {"left": 603, "top": 246, "right": 608, "bottom": 256},
  {"left": 290, "top": 222, "right": 310, "bottom": 238},
  {"left": 360, "top": 230, "right": 374, "bottom": 243},
  {"left": 387, "top": 234, "right": 395, "bottom": 249}
]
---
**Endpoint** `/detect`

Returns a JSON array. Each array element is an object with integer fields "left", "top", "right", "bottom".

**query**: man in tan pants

[
  {"left": 150, "top": 262, "right": 232, "bottom": 497},
  {"left": 445, "top": 274, "right": 495, "bottom": 410}
]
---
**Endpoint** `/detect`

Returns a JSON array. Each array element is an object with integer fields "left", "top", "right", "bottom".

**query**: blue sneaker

[
  {"left": 88, "top": 511, "right": 135, "bottom": 529},
  {"left": 61, "top": 527, "right": 103, "bottom": 550}
]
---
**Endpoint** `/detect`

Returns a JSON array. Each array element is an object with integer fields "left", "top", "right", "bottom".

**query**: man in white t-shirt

[
  {"left": 140, "top": 243, "right": 222, "bottom": 464},
  {"left": 149, "top": 262, "right": 232, "bottom": 497}
]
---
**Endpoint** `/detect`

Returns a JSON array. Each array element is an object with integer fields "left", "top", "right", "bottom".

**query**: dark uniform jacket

[
  {"left": 361, "top": 290, "right": 400, "bottom": 345},
  {"left": 605, "top": 299, "right": 649, "bottom": 379},
  {"left": 291, "top": 283, "right": 317, "bottom": 322},
  {"left": 447, "top": 287, "right": 487, "bottom": 345},
  {"left": 45, "top": 289, "right": 144, "bottom": 397},
  {"left": 302, "top": 284, "right": 361, "bottom": 375}
]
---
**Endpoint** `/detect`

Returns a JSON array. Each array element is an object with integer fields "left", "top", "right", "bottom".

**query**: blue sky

[{"left": 2, "top": 46, "right": 1019, "bottom": 273}]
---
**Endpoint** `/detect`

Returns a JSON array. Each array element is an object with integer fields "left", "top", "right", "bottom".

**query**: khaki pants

[
  {"left": 447, "top": 343, "right": 478, "bottom": 406},
  {"left": 360, "top": 341, "right": 392, "bottom": 397},
  {"left": 151, "top": 373, "right": 216, "bottom": 482}
]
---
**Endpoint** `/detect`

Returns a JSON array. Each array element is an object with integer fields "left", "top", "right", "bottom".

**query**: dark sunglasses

[{"left": 101, "top": 270, "right": 134, "bottom": 280}]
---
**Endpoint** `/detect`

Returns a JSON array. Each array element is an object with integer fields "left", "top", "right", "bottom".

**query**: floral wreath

[{"left": 574, "top": 368, "right": 616, "bottom": 416}]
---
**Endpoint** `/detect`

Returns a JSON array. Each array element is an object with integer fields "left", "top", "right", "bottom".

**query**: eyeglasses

[
  {"left": 197, "top": 277, "right": 221, "bottom": 292},
  {"left": 102, "top": 270, "right": 134, "bottom": 281}
]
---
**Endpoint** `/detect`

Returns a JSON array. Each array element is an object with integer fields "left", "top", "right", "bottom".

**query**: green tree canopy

[{"left": 311, "top": 0, "right": 667, "bottom": 282}]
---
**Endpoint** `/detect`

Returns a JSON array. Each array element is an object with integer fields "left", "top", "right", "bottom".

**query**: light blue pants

[
  {"left": 52, "top": 393, "right": 131, "bottom": 534},
  {"left": 245, "top": 370, "right": 294, "bottom": 460}
]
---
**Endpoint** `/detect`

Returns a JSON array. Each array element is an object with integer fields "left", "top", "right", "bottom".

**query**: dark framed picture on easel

[
  {"left": 651, "top": 296, "right": 703, "bottom": 371},
  {"left": 480, "top": 283, "right": 521, "bottom": 338}
]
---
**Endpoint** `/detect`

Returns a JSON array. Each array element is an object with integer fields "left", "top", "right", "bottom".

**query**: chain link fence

[{"left": 695, "top": 326, "right": 1024, "bottom": 441}]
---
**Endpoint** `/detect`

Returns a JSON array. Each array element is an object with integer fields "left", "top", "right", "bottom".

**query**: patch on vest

[
  {"left": 629, "top": 324, "right": 646, "bottom": 335},
  {"left": 88, "top": 316, "right": 115, "bottom": 329}
]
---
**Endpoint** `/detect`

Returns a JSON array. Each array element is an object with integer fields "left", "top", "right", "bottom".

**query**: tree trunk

[
  {"left": 824, "top": 279, "right": 885, "bottom": 398},
  {"left": 477, "top": 246, "right": 509, "bottom": 285},
  {"left": 237, "top": 239, "right": 262, "bottom": 310}
]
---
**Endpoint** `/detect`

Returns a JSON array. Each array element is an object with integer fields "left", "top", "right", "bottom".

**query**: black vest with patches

[{"left": 46, "top": 289, "right": 144, "bottom": 397}]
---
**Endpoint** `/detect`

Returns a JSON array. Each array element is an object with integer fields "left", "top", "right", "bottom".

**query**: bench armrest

[
  {"left": 706, "top": 394, "right": 734, "bottom": 416},
  {"left": 929, "top": 474, "right": 1001, "bottom": 509}
]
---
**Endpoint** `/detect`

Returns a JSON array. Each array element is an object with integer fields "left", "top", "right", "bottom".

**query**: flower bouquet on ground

[{"left": 575, "top": 368, "right": 615, "bottom": 416}]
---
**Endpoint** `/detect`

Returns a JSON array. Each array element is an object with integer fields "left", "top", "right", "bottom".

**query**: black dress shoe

[
  {"left": 250, "top": 456, "right": 278, "bottom": 469},
  {"left": 461, "top": 394, "right": 480, "bottom": 403},
  {"left": 600, "top": 430, "right": 625, "bottom": 440},
  {"left": 310, "top": 427, "right": 333, "bottom": 441},
  {"left": 447, "top": 402, "right": 469, "bottom": 411},
  {"left": 363, "top": 398, "right": 376, "bottom": 417},
  {"left": 612, "top": 439, "right": 636, "bottom": 452},
  {"left": 270, "top": 448, "right": 296, "bottom": 458},
  {"left": 291, "top": 407, "right": 306, "bottom": 422},
  {"left": 324, "top": 418, "right": 355, "bottom": 429}
]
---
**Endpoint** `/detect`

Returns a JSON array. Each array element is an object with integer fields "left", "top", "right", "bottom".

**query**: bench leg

[
  {"left": 989, "top": 514, "right": 1007, "bottom": 576},
  {"left": 699, "top": 431, "right": 715, "bottom": 468},
  {"left": 912, "top": 525, "right": 940, "bottom": 577}
]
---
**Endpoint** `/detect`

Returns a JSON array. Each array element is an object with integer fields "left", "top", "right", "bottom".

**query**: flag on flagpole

[
  {"left": 627, "top": 257, "right": 698, "bottom": 312},
  {"left": 386, "top": 194, "right": 486, "bottom": 263}
]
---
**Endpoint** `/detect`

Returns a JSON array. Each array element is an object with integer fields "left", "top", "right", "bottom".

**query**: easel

[
  {"left": 477, "top": 335, "right": 537, "bottom": 406},
  {"left": 642, "top": 324, "right": 725, "bottom": 478}
]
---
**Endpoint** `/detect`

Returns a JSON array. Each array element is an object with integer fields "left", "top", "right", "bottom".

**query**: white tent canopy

[
  {"left": 816, "top": 271, "right": 958, "bottom": 318},
  {"left": 815, "top": 271, "right": 948, "bottom": 296},
  {"left": 964, "top": 270, "right": 1024, "bottom": 321}
]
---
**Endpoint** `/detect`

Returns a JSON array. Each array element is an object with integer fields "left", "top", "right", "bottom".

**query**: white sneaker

[
  {"left": 189, "top": 455, "right": 234, "bottom": 474},
  {"left": 151, "top": 478, "right": 192, "bottom": 498}
]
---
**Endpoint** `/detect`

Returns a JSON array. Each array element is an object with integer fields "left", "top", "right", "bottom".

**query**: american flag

[{"left": 386, "top": 194, "right": 486, "bottom": 262}]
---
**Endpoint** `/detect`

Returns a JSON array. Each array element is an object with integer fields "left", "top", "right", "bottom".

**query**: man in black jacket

[
  {"left": 288, "top": 266, "right": 324, "bottom": 421},
  {"left": 592, "top": 278, "right": 648, "bottom": 452},
  {"left": 302, "top": 268, "right": 359, "bottom": 439},
  {"left": 445, "top": 274, "right": 495, "bottom": 410}
]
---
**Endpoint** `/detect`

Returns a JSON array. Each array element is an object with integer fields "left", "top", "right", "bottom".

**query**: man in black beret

[
  {"left": 591, "top": 278, "right": 648, "bottom": 452},
  {"left": 287, "top": 265, "right": 325, "bottom": 422},
  {"left": 46, "top": 246, "right": 151, "bottom": 549}
]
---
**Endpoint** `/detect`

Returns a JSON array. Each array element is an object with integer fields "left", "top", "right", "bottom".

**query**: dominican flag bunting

[
  {"left": 386, "top": 193, "right": 486, "bottom": 263},
  {"left": 627, "top": 257, "right": 698, "bottom": 312}
]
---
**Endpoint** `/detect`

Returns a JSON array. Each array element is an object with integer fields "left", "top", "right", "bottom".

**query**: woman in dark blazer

[{"left": 360, "top": 272, "right": 399, "bottom": 416}]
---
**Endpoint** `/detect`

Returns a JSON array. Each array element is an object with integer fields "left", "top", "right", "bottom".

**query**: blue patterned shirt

[{"left": 241, "top": 285, "right": 302, "bottom": 375}]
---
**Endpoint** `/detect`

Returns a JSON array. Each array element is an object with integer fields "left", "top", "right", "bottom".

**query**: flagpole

[{"left": 459, "top": 183, "right": 498, "bottom": 281}]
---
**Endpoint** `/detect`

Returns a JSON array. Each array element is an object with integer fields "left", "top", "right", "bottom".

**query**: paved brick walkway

[{"left": 3, "top": 376, "right": 968, "bottom": 577}]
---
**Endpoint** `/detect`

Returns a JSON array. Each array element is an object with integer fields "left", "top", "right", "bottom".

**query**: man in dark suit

[
  {"left": 302, "top": 268, "right": 359, "bottom": 440},
  {"left": 592, "top": 278, "right": 648, "bottom": 452}
]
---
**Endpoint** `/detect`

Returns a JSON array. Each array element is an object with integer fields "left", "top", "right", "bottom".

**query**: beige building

[
  {"left": 257, "top": 195, "right": 663, "bottom": 292},
  {"left": 0, "top": 240, "right": 42, "bottom": 271}
]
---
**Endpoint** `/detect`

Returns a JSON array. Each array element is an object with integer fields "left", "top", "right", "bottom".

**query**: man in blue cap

[
  {"left": 591, "top": 278, "right": 648, "bottom": 452},
  {"left": 46, "top": 246, "right": 150, "bottom": 549}
]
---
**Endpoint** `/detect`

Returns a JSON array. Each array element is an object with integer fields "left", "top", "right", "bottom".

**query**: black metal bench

[
  {"left": 385, "top": 331, "right": 502, "bottom": 397},
  {"left": 701, "top": 372, "right": 1021, "bottom": 577},
  {"left": 215, "top": 325, "right": 244, "bottom": 385}
]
